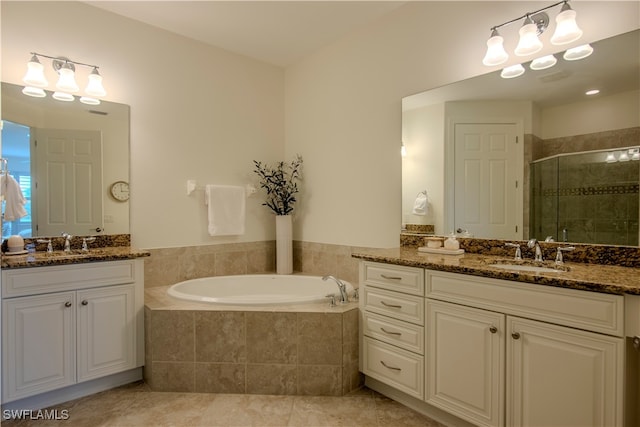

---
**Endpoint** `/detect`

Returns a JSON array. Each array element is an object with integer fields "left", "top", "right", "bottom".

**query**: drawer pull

[
  {"left": 380, "top": 300, "right": 402, "bottom": 309},
  {"left": 489, "top": 326, "right": 498, "bottom": 334},
  {"left": 381, "top": 274, "right": 402, "bottom": 280},
  {"left": 64, "top": 301, "right": 72, "bottom": 308},
  {"left": 380, "top": 361, "right": 402, "bottom": 371},
  {"left": 380, "top": 327, "right": 402, "bottom": 336},
  {"left": 512, "top": 332, "right": 521, "bottom": 340}
]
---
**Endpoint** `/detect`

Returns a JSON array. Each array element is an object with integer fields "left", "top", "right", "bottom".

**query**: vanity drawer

[
  {"left": 2, "top": 261, "right": 137, "bottom": 298},
  {"left": 363, "top": 311, "right": 424, "bottom": 354},
  {"left": 363, "top": 336, "right": 424, "bottom": 399},
  {"left": 426, "top": 270, "right": 624, "bottom": 337},
  {"left": 363, "top": 286, "right": 424, "bottom": 325},
  {"left": 361, "top": 261, "right": 424, "bottom": 296}
]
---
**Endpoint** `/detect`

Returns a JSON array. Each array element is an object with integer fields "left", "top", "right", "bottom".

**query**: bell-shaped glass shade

[
  {"left": 515, "top": 17, "right": 543, "bottom": 56},
  {"left": 605, "top": 152, "right": 616, "bottom": 163},
  {"left": 551, "top": 4, "right": 582, "bottom": 45},
  {"left": 563, "top": 44, "right": 593, "bottom": 61},
  {"left": 530, "top": 54, "right": 557, "bottom": 70},
  {"left": 22, "top": 86, "right": 46, "bottom": 98},
  {"left": 500, "top": 64, "right": 525, "bottom": 79},
  {"left": 56, "top": 62, "right": 79, "bottom": 92},
  {"left": 482, "top": 29, "right": 509, "bottom": 66},
  {"left": 52, "top": 91, "right": 75, "bottom": 102},
  {"left": 80, "top": 96, "right": 101, "bottom": 105},
  {"left": 23, "top": 55, "right": 48, "bottom": 87},
  {"left": 618, "top": 151, "right": 630, "bottom": 162},
  {"left": 85, "top": 67, "right": 106, "bottom": 97}
]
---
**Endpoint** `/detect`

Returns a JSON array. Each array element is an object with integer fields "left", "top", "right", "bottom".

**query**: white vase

[{"left": 275, "top": 215, "right": 293, "bottom": 274}]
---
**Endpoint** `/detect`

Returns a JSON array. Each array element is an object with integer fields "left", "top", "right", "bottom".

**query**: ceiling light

[
  {"left": 563, "top": 44, "right": 593, "bottom": 61},
  {"left": 501, "top": 64, "right": 526, "bottom": 79},
  {"left": 482, "top": 29, "right": 509, "bottom": 66},
  {"left": 515, "top": 15, "right": 543, "bottom": 56},
  {"left": 550, "top": 2, "right": 583, "bottom": 45},
  {"left": 585, "top": 89, "right": 600, "bottom": 96},
  {"left": 530, "top": 54, "right": 557, "bottom": 70},
  {"left": 22, "top": 54, "right": 48, "bottom": 87}
]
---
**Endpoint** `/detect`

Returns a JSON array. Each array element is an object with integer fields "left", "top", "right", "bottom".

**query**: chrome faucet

[
  {"left": 322, "top": 275, "right": 349, "bottom": 303},
  {"left": 527, "top": 238, "right": 543, "bottom": 262},
  {"left": 555, "top": 246, "right": 575, "bottom": 265},
  {"left": 504, "top": 242, "right": 522, "bottom": 260},
  {"left": 61, "top": 232, "right": 72, "bottom": 252}
]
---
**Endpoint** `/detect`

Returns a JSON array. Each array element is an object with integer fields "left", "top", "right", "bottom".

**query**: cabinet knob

[
  {"left": 489, "top": 326, "right": 498, "bottom": 334},
  {"left": 64, "top": 301, "right": 72, "bottom": 308},
  {"left": 511, "top": 332, "right": 521, "bottom": 340},
  {"left": 81, "top": 300, "right": 88, "bottom": 306}
]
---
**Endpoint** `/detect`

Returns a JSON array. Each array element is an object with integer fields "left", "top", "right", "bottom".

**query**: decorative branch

[{"left": 253, "top": 154, "right": 303, "bottom": 215}]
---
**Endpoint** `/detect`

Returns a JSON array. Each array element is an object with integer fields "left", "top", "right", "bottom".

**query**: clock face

[{"left": 110, "top": 181, "right": 129, "bottom": 202}]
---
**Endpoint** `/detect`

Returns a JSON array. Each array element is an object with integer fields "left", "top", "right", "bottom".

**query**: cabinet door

[
  {"left": 507, "top": 317, "right": 623, "bottom": 427},
  {"left": 2, "top": 292, "right": 76, "bottom": 402},
  {"left": 77, "top": 284, "right": 135, "bottom": 382},
  {"left": 426, "top": 299, "right": 505, "bottom": 427}
]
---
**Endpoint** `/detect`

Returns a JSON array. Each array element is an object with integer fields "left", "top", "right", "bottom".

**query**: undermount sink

[{"left": 489, "top": 262, "right": 568, "bottom": 274}]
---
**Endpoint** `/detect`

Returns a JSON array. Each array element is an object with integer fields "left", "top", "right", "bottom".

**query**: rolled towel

[{"left": 412, "top": 190, "right": 429, "bottom": 216}]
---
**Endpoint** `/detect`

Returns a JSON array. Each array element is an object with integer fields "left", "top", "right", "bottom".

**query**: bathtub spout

[{"left": 322, "top": 275, "right": 349, "bottom": 303}]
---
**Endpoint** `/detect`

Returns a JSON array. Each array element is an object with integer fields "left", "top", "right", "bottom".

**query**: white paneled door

[
  {"left": 33, "top": 128, "right": 103, "bottom": 236},
  {"left": 454, "top": 123, "right": 521, "bottom": 239}
]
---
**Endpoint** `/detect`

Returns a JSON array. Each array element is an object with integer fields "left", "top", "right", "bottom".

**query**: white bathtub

[{"left": 167, "top": 274, "right": 354, "bottom": 305}]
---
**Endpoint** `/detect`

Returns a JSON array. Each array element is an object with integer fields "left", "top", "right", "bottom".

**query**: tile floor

[{"left": 1, "top": 381, "right": 446, "bottom": 427}]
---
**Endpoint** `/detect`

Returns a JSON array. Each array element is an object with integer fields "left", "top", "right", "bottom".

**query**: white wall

[
  {"left": 541, "top": 89, "right": 640, "bottom": 139},
  {"left": 1, "top": 1, "right": 285, "bottom": 249},
  {"left": 2, "top": 1, "right": 638, "bottom": 250},
  {"left": 285, "top": 1, "right": 639, "bottom": 248}
]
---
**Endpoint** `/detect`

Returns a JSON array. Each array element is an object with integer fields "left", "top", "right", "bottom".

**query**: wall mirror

[
  {"left": 1, "top": 82, "right": 130, "bottom": 239},
  {"left": 402, "top": 29, "right": 639, "bottom": 246}
]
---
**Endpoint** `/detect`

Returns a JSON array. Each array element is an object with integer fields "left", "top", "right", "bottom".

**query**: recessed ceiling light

[{"left": 585, "top": 89, "right": 600, "bottom": 96}]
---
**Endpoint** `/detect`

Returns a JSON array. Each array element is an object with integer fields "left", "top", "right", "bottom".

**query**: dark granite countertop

[
  {"left": 1, "top": 246, "right": 150, "bottom": 269},
  {"left": 352, "top": 247, "right": 640, "bottom": 296}
]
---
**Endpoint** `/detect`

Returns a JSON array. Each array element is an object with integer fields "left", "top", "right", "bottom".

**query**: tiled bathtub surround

[
  {"left": 143, "top": 241, "right": 361, "bottom": 288},
  {"left": 143, "top": 291, "right": 360, "bottom": 396}
]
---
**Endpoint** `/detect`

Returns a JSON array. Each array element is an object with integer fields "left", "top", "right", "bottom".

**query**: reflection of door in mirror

[
  {"left": 33, "top": 128, "right": 103, "bottom": 237},
  {"left": 453, "top": 122, "right": 521, "bottom": 240}
]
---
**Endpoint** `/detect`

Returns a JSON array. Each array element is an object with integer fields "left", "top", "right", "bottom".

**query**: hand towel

[
  {"left": 205, "top": 185, "right": 246, "bottom": 236},
  {"left": 412, "top": 190, "right": 429, "bottom": 216},
  {"left": 1, "top": 174, "right": 28, "bottom": 221}
]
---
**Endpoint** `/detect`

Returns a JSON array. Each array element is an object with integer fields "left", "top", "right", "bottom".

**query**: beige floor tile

[
  {"left": 287, "top": 395, "right": 378, "bottom": 427},
  {"left": 199, "top": 394, "right": 295, "bottom": 426}
]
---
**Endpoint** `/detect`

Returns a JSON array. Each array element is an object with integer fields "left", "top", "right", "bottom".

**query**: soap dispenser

[{"left": 443, "top": 232, "right": 460, "bottom": 251}]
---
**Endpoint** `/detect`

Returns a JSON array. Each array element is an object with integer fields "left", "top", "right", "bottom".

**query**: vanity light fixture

[
  {"left": 483, "top": 0, "right": 583, "bottom": 66},
  {"left": 21, "top": 52, "right": 107, "bottom": 105}
]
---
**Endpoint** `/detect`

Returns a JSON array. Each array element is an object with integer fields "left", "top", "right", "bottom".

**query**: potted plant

[{"left": 253, "top": 154, "right": 303, "bottom": 274}]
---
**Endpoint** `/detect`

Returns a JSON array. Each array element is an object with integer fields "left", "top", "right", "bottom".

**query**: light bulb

[
  {"left": 85, "top": 67, "right": 106, "bottom": 97},
  {"left": 22, "top": 55, "right": 48, "bottom": 87},
  {"left": 551, "top": 2, "right": 583, "bottom": 45},
  {"left": 482, "top": 29, "right": 509, "bottom": 66},
  {"left": 515, "top": 16, "right": 543, "bottom": 57}
]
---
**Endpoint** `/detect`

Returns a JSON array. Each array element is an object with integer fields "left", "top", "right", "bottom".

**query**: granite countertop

[
  {"left": 1, "top": 246, "right": 150, "bottom": 269},
  {"left": 352, "top": 247, "right": 640, "bottom": 296}
]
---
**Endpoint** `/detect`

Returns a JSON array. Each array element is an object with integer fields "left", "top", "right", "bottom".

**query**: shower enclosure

[{"left": 530, "top": 148, "right": 640, "bottom": 246}]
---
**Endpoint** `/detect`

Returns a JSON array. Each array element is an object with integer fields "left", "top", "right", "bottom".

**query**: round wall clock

[{"left": 110, "top": 181, "right": 130, "bottom": 202}]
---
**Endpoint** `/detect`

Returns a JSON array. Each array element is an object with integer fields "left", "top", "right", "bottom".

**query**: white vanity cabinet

[
  {"left": 359, "top": 260, "right": 629, "bottom": 427},
  {"left": 2, "top": 259, "right": 144, "bottom": 404},
  {"left": 360, "top": 261, "right": 425, "bottom": 399}
]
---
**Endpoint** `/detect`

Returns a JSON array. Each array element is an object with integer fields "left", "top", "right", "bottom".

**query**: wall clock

[{"left": 110, "top": 181, "right": 129, "bottom": 202}]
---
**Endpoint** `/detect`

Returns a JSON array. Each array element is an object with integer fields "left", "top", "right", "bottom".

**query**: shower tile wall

[{"left": 531, "top": 128, "right": 640, "bottom": 246}]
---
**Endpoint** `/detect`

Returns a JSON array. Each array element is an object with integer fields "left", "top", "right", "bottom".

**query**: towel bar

[{"left": 186, "top": 180, "right": 256, "bottom": 197}]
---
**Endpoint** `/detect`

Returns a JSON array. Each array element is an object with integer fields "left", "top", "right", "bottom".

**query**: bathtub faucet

[{"left": 322, "top": 275, "right": 349, "bottom": 303}]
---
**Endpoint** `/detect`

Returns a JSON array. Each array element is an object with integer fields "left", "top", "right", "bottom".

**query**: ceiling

[{"left": 85, "top": 1, "right": 406, "bottom": 67}]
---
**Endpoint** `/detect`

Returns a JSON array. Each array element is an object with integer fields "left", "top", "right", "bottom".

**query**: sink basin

[{"left": 489, "top": 263, "right": 567, "bottom": 274}]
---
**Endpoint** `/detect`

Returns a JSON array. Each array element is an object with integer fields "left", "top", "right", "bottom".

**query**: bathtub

[{"left": 167, "top": 274, "right": 354, "bottom": 305}]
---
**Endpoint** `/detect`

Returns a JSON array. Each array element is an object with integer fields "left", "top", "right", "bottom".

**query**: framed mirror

[
  {"left": 402, "top": 29, "right": 639, "bottom": 246},
  {"left": 1, "top": 82, "right": 130, "bottom": 239}
]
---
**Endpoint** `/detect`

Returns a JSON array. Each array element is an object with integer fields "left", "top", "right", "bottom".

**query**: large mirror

[
  {"left": 1, "top": 82, "right": 130, "bottom": 239},
  {"left": 402, "top": 29, "right": 640, "bottom": 246}
]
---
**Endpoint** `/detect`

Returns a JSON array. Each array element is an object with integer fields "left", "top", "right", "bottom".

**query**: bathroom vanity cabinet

[
  {"left": 1, "top": 259, "right": 144, "bottom": 406},
  {"left": 359, "top": 260, "right": 632, "bottom": 427}
]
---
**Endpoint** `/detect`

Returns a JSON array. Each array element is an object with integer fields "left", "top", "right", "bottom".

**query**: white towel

[
  {"left": 1, "top": 174, "right": 27, "bottom": 221},
  {"left": 205, "top": 185, "right": 246, "bottom": 236},
  {"left": 412, "top": 190, "right": 429, "bottom": 216}
]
